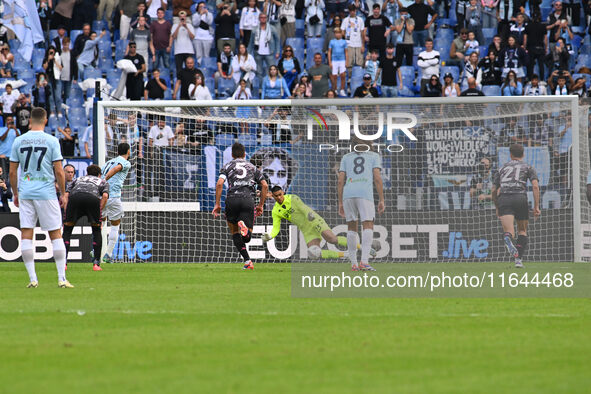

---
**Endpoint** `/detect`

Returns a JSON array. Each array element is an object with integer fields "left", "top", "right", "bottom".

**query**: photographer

[
  {"left": 470, "top": 157, "right": 493, "bottom": 209},
  {"left": 0, "top": 166, "right": 12, "bottom": 213},
  {"left": 171, "top": 10, "right": 196, "bottom": 72},
  {"left": 214, "top": 2, "right": 239, "bottom": 54},
  {"left": 547, "top": 70, "right": 572, "bottom": 95}
]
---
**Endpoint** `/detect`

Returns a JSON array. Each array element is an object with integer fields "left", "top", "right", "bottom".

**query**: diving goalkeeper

[{"left": 262, "top": 185, "right": 374, "bottom": 259}]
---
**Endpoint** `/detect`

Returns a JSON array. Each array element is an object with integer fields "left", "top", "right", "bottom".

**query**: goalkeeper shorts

[
  {"left": 301, "top": 214, "right": 331, "bottom": 245},
  {"left": 497, "top": 193, "right": 529, "bottom": 220}
]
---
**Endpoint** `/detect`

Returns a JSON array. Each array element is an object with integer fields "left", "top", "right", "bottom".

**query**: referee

[{"left": 62, "top": 164, "right": 109, "bottom": 271}]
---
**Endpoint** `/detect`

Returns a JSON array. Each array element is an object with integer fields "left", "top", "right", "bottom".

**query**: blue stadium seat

[
  {"left": 84, "top": 67, "right": 103, "bottom": 80},
  {"left": 435, "top": 45, "right": 451, "bottom": 62},
  {"left": 576, "top": 54, "right": 591, "bottom": 68},
  {"left": 49, "top": 29, "right": 59, "bottom": 41},
  {"left": 295, "top": 19, "right": 305, "bottom": 36},
  {"left": 9, "top": 39, "right": 20, "bottom": 51},
  {"left": 436, "top": 28, "right": 454, "bottom": 41},
  {"left": 286, "top": 37, "right": 304, "bottom": 52},
  {"left": 482, "top": 85, "right": 501, "bottom": 96},
  {"left": 98, "top": 39, "right": 111, "bottom": 52},
  {"left": 482, "top": 27, "right": 496, "bottom": 40},
  {"left": 48, "top": 114, "right": 58, "bottom": 132},
  {"left": 69, "top": 87, "right": 84, "bottom": 100},
  {"left": 33, "top": 48, "right": 46, "bottom": 72},
  {"left": 351, "top": 66, "right": 364, "bottom": 80},
  {"left": 439, "top": 66, "right": 460, "bottom": 84},
  {"left": 571, "top": 34, "right": 582, "bottom": 52},
  {"left": 399, "top": 66, "right": 416, "bottom": 90},
  {"left": 93, "top": 20, "right": 106, "bottom": 31},
  {"left": 66, "top": 96, "right": 84, "bottom": 107},
  {"left": 215, "top": 133, "right": 234, "bottom": 147},
  {"left": 70, "top": 30, "right": 83, "bottom": 45},
  {"left": 218, "top": 78, "right": 236, "bottom": 98},
  {"left": 17, "top": 69, "right": 35, "bottom": 80},
  {"left": 205, "top": 78, "right": 215, "bottom": 96},
  {"left": 163, "top": 88, "right": 172, "bottom": 100},
  {"left": 306, "top": 37, "right": 323, "bottom": 51},
  {"left": 237, "top": 133, "right": 257, "bottom": 147},
  {"left": 69, "top": 107, "right": 87, "bottom": 120},
  {"left": 349, "top": 77, "right": 363, "bottom": 95},
  {"left": 202, "top": 56, "right": 217, "bottom": 70},
  {"left": 99, "top": 57, "right": 114, "bottom": 72}
]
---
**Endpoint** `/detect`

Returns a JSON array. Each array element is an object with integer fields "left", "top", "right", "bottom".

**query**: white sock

[
  {"left": 361, "top": 229, "right": 373, "bottom": 263},
  {"left": 52, "top": 239, "right": 67, "bottom": 282},
  {"left": 347, "top": 231, "right": 358, "bottom": 266},
  {"left": 22, "top": 239, "right": 37, "bottom": 282},
  {"left": 106, "top": 224, "right": 119, "bottom": 256}
]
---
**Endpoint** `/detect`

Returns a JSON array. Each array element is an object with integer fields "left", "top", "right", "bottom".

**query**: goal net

[{"left": 96, "top": 97, "right": 588, "bottom": 263}]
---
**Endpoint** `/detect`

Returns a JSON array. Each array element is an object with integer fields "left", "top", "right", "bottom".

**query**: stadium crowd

[{"left": 0, "top": 0, "right": 589, "bottom": 163}]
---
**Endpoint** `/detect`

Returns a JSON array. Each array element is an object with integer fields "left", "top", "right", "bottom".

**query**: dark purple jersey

[
  {"left": 494, "top": 159, "right": 538, "bottom": 195},
  {"left": 219, "top": 158, "right": 264, "bottom": 199}
]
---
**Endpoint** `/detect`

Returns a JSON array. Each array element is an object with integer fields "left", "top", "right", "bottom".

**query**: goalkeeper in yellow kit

[{"left": 262, "top": 185, "right": 375, "bottom": 259}]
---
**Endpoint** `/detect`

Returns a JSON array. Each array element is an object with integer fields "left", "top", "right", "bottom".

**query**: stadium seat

[
  {"left": 349, "top": 77, "right": 363, "bottom": 94},
  {"left": 48, "top": 114, "right": 58, "bottom": 131},
  {"left": 92, "top": 20, "right": 106, "bottom": 31},
  {"left": 576, "top": 54, "right": 591, "bottom": 68},
  {"left": 69, "top": 107, "right": 87, "bottom": 120},
  {"left": 482, "top": 27, "right": 496, "bottom": 40},
  {"left": 9, "top": 39, "right": 20, "bottom": 51},
  {"left": 306, "top": 37, "right": 323, "bottom": 52},
  {"left": 17, "top": 69, "right": 35, "bottom": 80},
  {"left": 205, "top": 78, "right": 215, "bottom": 96},
  {"left": 215, "top": 133, "right": 234, "bottom": 147},
  {"left": 70, "top": 30, "right": 83, "bottom": 45},
  {"left": 49, "top": 29, "right": 59, "bottom": 41},
  {"left": 66, "top": 96, "right": 84, "bottom": 107},
  {"left": 399, "top": 66, "right": 416, "bottom": 90},
  {"left": 436, "top": 28, "right": 454, "bottom": 41},
  {"left": 286, "top": 37, "right": 304, "bottom": 52},
  {"left": 98, "top": 39, "right": 111, "bottom": 52},
  {"left": 202, "top": 56, "right": 217, "bottom": 70},
  {"left": 295, "top": 19, "right": 305, "bottom": 36},
  {"left": 32, "top": 48, "right": 45, "bottom": 72},
  {"left": 217, "top": 78, "right": 236, "bottom": 98},
  {"left": 571, "top": 34, "right": 582, "bottom": 52},
  {"left": 482, "top": 85, "right": 501, "bottom": 96},
  {"left": 439, "top": 66, "right": 460, "bottom": 84},
  {"left": 84, "top": 67, "right": 103, "bottom": 80},
  {"left": 99, "top": 57, "right": 114, "bottom": 72}
]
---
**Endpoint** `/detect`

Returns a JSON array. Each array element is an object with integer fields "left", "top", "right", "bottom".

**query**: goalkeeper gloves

[{"left": 262, "top": 233, "right": 272, "bottom": 243}]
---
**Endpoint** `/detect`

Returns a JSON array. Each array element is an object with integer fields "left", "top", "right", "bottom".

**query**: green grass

[{"left": 0, "top": 262, "right": 590, "bottom": 394}]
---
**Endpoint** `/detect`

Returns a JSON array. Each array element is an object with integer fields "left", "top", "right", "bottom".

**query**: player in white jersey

[
  {"left": 338, "top": 145, "right": 385, "bottom": 271},
  {"left": 8, "top": 107, "right": 73, "bottom": 288},
  {"left": 101, "top": 142, "right": 132, "bottom": 263}
]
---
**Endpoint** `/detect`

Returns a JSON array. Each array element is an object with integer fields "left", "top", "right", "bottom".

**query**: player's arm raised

[
  {"left": 373, "top": 167, "right": 385, "bottom": 214},
  {"left": 532, "top": 179, "right": 541, "bottom": 217},
  {"left": 104, "top": 163, "right": 123, "bottom": 181},
  {"left": 337, "top": 170, "right": 346, "bottom": 217}
]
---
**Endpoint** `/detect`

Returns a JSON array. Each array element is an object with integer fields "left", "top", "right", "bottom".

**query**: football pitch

[{"left": 1, "top": 262, "right": 590, "bottom": 393}]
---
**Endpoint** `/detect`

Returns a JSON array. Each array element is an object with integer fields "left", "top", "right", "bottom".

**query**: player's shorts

[
  {"left": 497, "top": 193, "right": 529, "bottom": 220},
  {"left": 301, "top": 211, "right": 331, "bottom": 244},
  {"left": 225, "top": 196, "right": 255, "bottom": 228},
  {"left": 65, "top": 193, "right": 101, "bottom": 225},
  {"left": 343, "top": 197, "right": 375, "bottom": 222},
  {"left": 102, "top": 198, "right": 124, "bottom": 221},
  {"left": 331, "top": 60, "right": 346, "bottom": 75},
  {"left": 19, "top": 199, "right": 62, "bottom": 231}
]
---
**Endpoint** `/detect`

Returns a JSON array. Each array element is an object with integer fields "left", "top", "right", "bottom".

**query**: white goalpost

[{"left": 95, "top": 97, "right": 589, "bottom": 264}]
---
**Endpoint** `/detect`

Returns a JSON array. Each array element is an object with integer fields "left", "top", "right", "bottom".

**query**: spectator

[
  {"left": 342, "top": 4, "right": 365, "bottom": 71},
  {"left": 548, "top": 37, "right": 570, "bottom": 73},
  {"left": 478, "top": 50, "right": 502, "bottom": 85},
  {"left": 571, "top": 77, "right": 587, "bottom": 98},
  {"left": 120, "top": 0, "right": 144, "bottom": 40},
  {"left": 462, "top": 51, "right": 481, "bottom": 86},
  {"left": 231, "top": 43, "right": 257, "bottom": 84},
  {"left": 150, "top": 8, "right": 173, "bottom": 70},
  {"left": 147, "top": 0, "right": 168, "bottom": 20},
  {"left": 501, "top": 70, "right": 523, "bottom": 95},
  {"left": 52, "top": 25, "right": 69, "bottom": 54},
  {"left": 59, "top": 37, "right": 73, "bottom": 105},
  {"left": 469, "top": 157, "right": 493, "bottom": 209},
  {"left": 305, "top": 0, "right": 325, "bottom": 38},
  {"left": 12, "top": 94, "right": 32, "bottom": 136},
  {"left": 408, "top": 0, "right": 437, "bottom": 47},
  {"left": 124, "top": 42, "right": 146, "bottom": 100},
  {"left": 0, "top": 166, "right": 12, "bottom": 213},
  {"left": 42, "top": 46, "right": 63, "bottom": 116},
  {"left": 524, "top": 12, "right": 547, "bottom": 80},
  {"left": 80, "top": 124, "right": 94, "bottom": 158},
  {"left": 188, "top": 73, "right": 213, "bottom": 100},
  {"left": 456, "top": 0, "right": 468, "bottom": 32},
  {"left": 0, "top": 45, "right": 14, "bottom": 78},
  {"left": 394, "top": 8, "right": 415, "bottom": 66},
  {"left": 417, "top": 38, "right": 440, "bottom": 90},
  {"left": 481, "top": 0, "right": 499, "bottom": 28},
  {"left": 192, "top": 2, "right": 214, "bottom": 67},
  {"left": 449, "top": 28, "right": 468, "bottom": 68},
  {"left": 0, "top": 24, "right": 7, "bottom": 47},
  {"left": 186, "top": 119, "right": 214, "bottom": 154},
  {"left": 0, "top": 117, "right": 18, "bottom": 176},
  {"left": 499, "top": 35, "right": 526, "bottom": 81},
  {"left": 0, "top": 84, "right": 19, "bottom": 122},
  {"left": 381, "top": 43, "right": 403, "bottom": 97},
  {"left": 32, "top": 73, "right": 53, "bottom": 114},
  {"left": 328, "top": 28, "right": 349, "bottom": 96},
  {"left": 130, "top": 16, "right": 151, "bottom": 76},
  {"left": 293, "top": 74, "right": 312, "bottom": 97},
  {"left": 442, "top": 72, "right": 460, "bottom": 96},
  {"left": 214, "top": 4, "right": 239, "bottom": 53},
  {"left": 556, "top": 118, "right": 571, "bottom": 185},
  {"left": 216, "top": 42, "right": 235, "bottom": 83},
  {"left": 232, "top": 79, "right": 253, "bottom": 134},
  {"left": 149, "top": 118, "right": 175, "bottom": 147},
  {"left": 77, "top": 30, "right": 105, "bottom": 81},
  {"left": 262, "top": 0, "right": 282, "bottom": 39},
  {"left": 547, "top": 70, "right": 572, "bottom": 95},
  {"left": 292, "top": 82, "right": 310, "bottom": 98},
  {"left": 524, "top": 74, "right": 548, "bottom": 95},
  {"left": 460, "top": 77, "right": 485, "bottom": 95},
  {"left": 464, "top": 30, "right": 480, "bottom": 56},
  {"left": 509, "top": 12, "right": 527, "bottom": 47},
  {"left": 73, "top": 23, "right": 91, "bottom": 63},
  {"left": 505, "top": 118, "right": 527, "bottom": 145},
  {"left": 366, "top": 4, "right": 393, "bottom": 59},
  {"left": 50, "top": 0, "right": 76, "bottom": 31},
  {"left": 171, "top": 10, "right": 196, "bottom": 72},
  {"left": 144, "top": 68, "right": 168, "bottom": 99},
  {"left": 323, "top": 16, "right": 343, "bottom": 53},
  {"left": 530, "top": 115, "right": 553, "bottom": 147},
  {"left": 71, "top": 0, "right": 96, "bottom": 30},
  {"left": 364, "top": 49, "right": 381, "bottom": 87},
  {"left": 38, "top": 0, "right": 52, "bottom": 37},
  {"left": 131, "top": 2, "right": 152, "bottom": 29},
  {"left": 547, "top": 1, "right": 569, "bottom": 50},
  {"left": 353, "top": 73, "right": 380, "bottom": 97},
  {"left": 239, "top": 0, "right": 260, "bottom": 45},
  {"left": 307, "top": 52, "right": 332, "bottom": 97},
  {"left": 262, "top": 65, "right": 290, "bottom": 99},
  {"left": 351, "top": 0, "right": 369, "bottom": 19},
  {"left": 279, "top": 0, "right": 297, "bottom": 46},
  {"left": 98, "top": 0, "right": 118, "bottom": 30},
  {"left": 277, "top": 45, "right": 302, "bottom": 91},
  {"left": 173, "top": 56, "right": 200, "bottom": 99},
  {"left": 421, "top": 74, "right": 442, "bottom": 96},
  {"left": 487, "top": 34, "right": 503, "bottom": 58},
  {"left": 57, "top": 126, "right": 77, "bottom": 156},
  {"left": 248, "top": 14, "right": 281, "bottom": 82}
]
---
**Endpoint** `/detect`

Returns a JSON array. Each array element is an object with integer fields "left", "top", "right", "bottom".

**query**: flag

[{"left": 0, "top": 0, "right": 44, "bottom": 62}]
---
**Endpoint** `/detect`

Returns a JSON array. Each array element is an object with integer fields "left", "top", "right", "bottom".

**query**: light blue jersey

[
  {"left": 339, "top": 151, "right": 382, "bottom": 201},
  {"left": 329, "top": 39, "right": 348, "bottom": 61},
  {"left": 9, "top": 130, "right": 63, "bottom": 200},
  {"left": 102, "top": 156, "right": 131, "bottom": 198}
]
